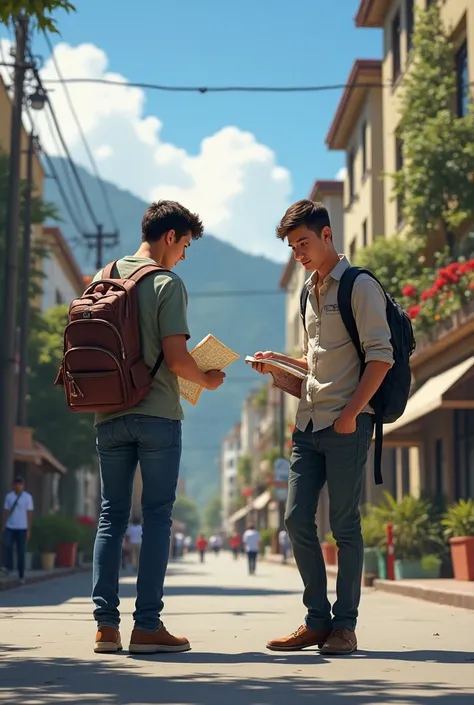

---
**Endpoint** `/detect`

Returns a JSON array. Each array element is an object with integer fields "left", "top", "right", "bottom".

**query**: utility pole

[
  {"left": 17, "top": 130, "right": 36, "bottom": 427},
  {"left": 0, "top": 15, "right": 28, "bottom": 500},
  {"left": 84, "top": 225, "right": 118, "bottom": 270}
]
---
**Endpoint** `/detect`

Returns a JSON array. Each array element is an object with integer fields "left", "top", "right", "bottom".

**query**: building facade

[{"left": 221, "top": 423, "right": 242, "bottom": 530}]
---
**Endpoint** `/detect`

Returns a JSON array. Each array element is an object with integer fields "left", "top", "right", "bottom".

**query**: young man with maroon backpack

[{"left": 57, "top": 200, "right": 225, "bottom": 654}]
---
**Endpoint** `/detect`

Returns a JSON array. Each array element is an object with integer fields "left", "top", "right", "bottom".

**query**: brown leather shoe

[
  {"left": 266, "top": 624, "right": 331, "bottom": 651},
  {"left": 94, "top": 626, "right": 123, "bottom": 653},
  {"left": 129, "top": 624, "right": 191, "bottom": 654},
  {"left": 320, "top": 628, "right": 357, "bottom": 655}
]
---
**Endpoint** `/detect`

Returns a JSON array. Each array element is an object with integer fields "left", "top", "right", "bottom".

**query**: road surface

[{"left": 0, "top": 551, "right": 473, "bottom": 704}]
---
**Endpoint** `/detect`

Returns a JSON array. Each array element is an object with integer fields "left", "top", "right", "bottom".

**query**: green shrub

[{"left": 441, "top": 499, "right": 474, "bottom": 539}]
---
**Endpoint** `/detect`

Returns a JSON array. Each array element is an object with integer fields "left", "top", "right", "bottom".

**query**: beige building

[
  {"left": 355, "top": 0, "right": 472, "bottom": 241},
  {"left": 326, "top": 59, "right": 385, "bottom": 258}
]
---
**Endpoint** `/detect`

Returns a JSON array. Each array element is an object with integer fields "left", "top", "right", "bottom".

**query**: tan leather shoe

[
  {"left": 129, "top": 624, "right": 191, "bottom": 654},
  {"left": 94, "top": 626, "right": 123, "bottom": 653},
  {"left": 320, "top": 628, "right": 357, "bottom": 655},
  {"left": 266, "top": 624, "right": 331, "bottom": 651}
]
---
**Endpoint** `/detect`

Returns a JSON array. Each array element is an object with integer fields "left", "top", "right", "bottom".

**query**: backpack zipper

[
  {"left": 64, "top": 347, "right": 126, "bottom": 400},
  {"left": 65, "top": 319, "right": 126, "bottom": 360}
]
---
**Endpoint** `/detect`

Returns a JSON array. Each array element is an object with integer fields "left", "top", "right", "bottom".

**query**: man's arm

[
  {"left": 336, "top": 276, "right": 394, "bottom": 432},
  {"left": 162, "top": 335, "right": 224, "bottom": 390},
  {"left": 158, "top": 278, "right": 224, "bottom": 391}
]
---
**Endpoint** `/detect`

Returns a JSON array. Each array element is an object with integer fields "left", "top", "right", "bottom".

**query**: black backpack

[{"left": 299, "top": 266, "right": 416, "bottom": 485}]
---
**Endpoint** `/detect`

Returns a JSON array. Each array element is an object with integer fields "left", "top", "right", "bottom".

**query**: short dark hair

[
  {"left": 142, "top": 200, "right": 204, "bottom": 243},
  {"left": 276, "top": 200, "right": 331, "bottom": 240}
]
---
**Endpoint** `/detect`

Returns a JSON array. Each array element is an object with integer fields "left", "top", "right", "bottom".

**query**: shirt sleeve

[
  {"left": 26, "top": 494, "right": 34, "bottom": 511},
  {"left": 4, "top": 494, "right": 11, "bottom": 511},
  {"left": 157, "top": 277, "right": 191, "bottom": 340},
  {"left": 352, "top": 276, "right": 394, "bottom": 367}
]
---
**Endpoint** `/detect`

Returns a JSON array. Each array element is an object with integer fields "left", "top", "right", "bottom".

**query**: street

[{"left": 0, "top": 553, "right": 473, "bottom": 705}]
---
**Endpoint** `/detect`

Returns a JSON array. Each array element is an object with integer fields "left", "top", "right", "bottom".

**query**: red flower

[
  {"left": 402, "top": 284, "right": 417, "bottom": 297},
  {"left": 408, "top": 305, "right": 422, "bottom": 320}
]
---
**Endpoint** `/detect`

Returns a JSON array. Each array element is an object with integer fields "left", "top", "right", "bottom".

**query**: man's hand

[
  {"left": 203, "top": 370, "right": 226, "bottom": 390},
  {"left": 251, "top": 350, "right": 276, "bottom": 375},
  {"left": 333, "top": 409, "right": 357, "bottom": 435}
]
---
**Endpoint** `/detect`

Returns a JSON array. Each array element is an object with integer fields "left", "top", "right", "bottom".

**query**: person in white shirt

[
  {"left": 125, "top": 519, "right": 142, "bottom": 572},
  {"left": 242, "top": 524, "right": 260, "bottom": 575},
  {"left": 1, "top": 476, "right": 34, "bottom": 583},
  {"left": 278, "top": 528, "right": 291, "bottom": 564}
]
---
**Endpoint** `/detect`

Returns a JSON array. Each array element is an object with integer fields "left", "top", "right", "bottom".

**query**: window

[
  {"left": 349, "top": 237, "right": 357, "bottom": 261},
  {"left": 348, "top": 149, "right": 355, "bottom": 202},
  {"left": 362, "top": 219, "right": 368, "bottom": 248},
  {"left": 392, "top": 11, "right": 401, "bottom": 82},
  {"left": 395, "top": 137, "right": 404, "bottom": 225},
  {"left": 361, "top": 121, "right": 368, "bottom": 177},
  {"left": 406, "top": 0, "right": 414, "bottom": 53},
  {"left": 456, "top": 41, "right": 468, "bottom": 117}
]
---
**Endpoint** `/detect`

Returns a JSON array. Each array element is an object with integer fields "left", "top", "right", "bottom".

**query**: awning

[
  {"left": 252, "top": 490, "right": 271, "bottom": 511},
  {"left": 227, "top": 504, "right": 251, "bottom": 524},
  {"left": 383, "top": 356, "right": 474, "bottom": 441},
  {"left": 14, "top": 426, "right": 67, "bottom": 474}
]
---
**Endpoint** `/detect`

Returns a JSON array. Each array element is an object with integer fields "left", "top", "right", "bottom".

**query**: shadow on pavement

[{"left": 0, "top": 650, "right": 472, "bottom": 705}]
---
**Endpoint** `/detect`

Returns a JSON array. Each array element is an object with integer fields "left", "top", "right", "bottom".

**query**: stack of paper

[{"left": 178, "top": 334, "right": 240, "bottom": 406}]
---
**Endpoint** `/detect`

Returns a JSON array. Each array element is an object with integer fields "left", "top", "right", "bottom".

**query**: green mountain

[{"left": 44, "top": 158, "right": 285, "bottom": 508}]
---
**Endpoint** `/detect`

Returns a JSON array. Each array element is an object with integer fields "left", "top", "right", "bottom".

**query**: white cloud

[
  {"left": 0, "top": 40, "right": 292, "bottom": 262},
  {"left": 336, "top": 166, "right": 347, "bottom": 181}
]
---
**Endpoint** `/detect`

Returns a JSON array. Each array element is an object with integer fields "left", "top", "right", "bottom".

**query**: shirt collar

[{"left": 307, "top": 255, "right": 351, "bottom": 289}]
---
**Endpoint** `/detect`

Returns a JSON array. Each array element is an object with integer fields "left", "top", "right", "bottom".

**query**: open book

[
  {"left": 245, "top": 355, "right": 306, "bottom": 398},
  {"left": 178, "top": 334, "right": 239, "bottom": 406}
]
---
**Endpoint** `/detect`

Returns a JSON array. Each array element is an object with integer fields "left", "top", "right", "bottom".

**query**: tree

[
  {"left": 27, "top": 305, "right": 96, "bottom": 513},
  {"left": 0, "top": 151, "right": 56, "bottom": 319},
  {"left": 237, "top": 455, "right": 252, "bottom": 487},
  {"left": 0, "top": 1, "right": 76, "bottom": 32},
  {"left": 354, "top": 234, "right": 425, "bottom": 299},
  {"left": 203, "top": 495, "right": 222, "bottom": 534},
  {"left": 392, "top": 2, "right": 474, "bottom": 253},
  {"left": 172, "top": 496, "right": 200, "bottom": 538}
]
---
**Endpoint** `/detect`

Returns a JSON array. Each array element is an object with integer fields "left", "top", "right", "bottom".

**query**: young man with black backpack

[
  {"left": 251, "top": 200, "right": 413, "bottom": 655},
  {"left": 59, "top": 200, "right": 225, "bottom": 654}
]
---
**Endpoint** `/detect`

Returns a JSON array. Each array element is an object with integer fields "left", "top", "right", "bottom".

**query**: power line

[{"left": 43, "top": 32, "right": 120, "bottom": 234}]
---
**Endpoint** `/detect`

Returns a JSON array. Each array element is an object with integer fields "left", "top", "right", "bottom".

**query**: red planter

[
  {"left": 450, "top": 536, "right": 474, "bottom": 581},
  {"left": 56, "top": 542, "right": 78, "bottom": 568},
  {"left": 322, "top": 543, "right": 338, "bottom": 566}
]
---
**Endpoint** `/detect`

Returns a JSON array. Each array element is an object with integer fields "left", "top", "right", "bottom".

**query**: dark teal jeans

[{"left": 285, "top": 414, "right": 373, "bottom": 632}]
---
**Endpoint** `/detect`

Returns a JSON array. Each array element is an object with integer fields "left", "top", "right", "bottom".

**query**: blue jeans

[
  {"left": 92, "top": 414, "right": 181, "bottom": 632},
  {"left": 285, "top": 414, "right": 373, "bottom": 632},
  {"left": 4, "top": 529, "right": 27, "bottom": 578}
]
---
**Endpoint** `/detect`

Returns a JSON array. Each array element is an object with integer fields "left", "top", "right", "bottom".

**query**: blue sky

[{"left": 2, "top": 0, "right": 382, "bottom": 260}]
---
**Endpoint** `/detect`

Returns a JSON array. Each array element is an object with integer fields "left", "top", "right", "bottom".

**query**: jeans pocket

[{"left": 135, "top": 417, "right": 177, "bottom": 451}]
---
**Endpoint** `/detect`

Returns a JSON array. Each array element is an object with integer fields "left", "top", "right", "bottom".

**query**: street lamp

[{"left": 29, "top": 87, "right": 47, "bottom": 111}]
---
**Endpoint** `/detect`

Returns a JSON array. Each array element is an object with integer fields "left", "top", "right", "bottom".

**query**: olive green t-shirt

[{"left": 94, "top": 256, "right": 190, "bottom": 425}]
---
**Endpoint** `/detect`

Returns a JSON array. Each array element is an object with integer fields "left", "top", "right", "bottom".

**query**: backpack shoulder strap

[
  {"left": 299, "top": 282, "right": 310, "bottom": 331},
  {"left": 102, "top": 261, "right": 117, "bottom": 279},
  {"left": 337, "top": 266, "right": 371, "bottom": 364}
]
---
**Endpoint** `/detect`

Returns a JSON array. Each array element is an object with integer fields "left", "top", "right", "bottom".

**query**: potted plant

[
  {"left": 77, "top": 522, "right": 96, "bottom": 566},
  {"left": 29, "top": 516, "right": 58, "bottom": 571},
  {"left": 361, "top": 508, "right": 386, "bottom": 578},
  {"left": 54, "top": 515, "right": 82, "bottom": 568},
  {"left": 372, "top": 492, "right": 443, "bottom": 579},
  {"left": 322, "top": 532, "right": 337, "bottom": 566},
  {"left": 441, "top": 499, "right": 474, "bottom": 581}
]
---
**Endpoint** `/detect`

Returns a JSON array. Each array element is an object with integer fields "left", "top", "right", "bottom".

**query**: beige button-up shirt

[{"left": 296, "top": 256, "right": 394, "bottom": 433}]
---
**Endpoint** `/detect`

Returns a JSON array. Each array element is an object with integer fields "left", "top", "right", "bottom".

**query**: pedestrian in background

[
  {"left": 1, "top": 476, "right": 34, "bottom": 585},
  {"left": 126, "top": 518, "right": 142, "bottom": 572},
  {"left": 230, "top": 532, "right": 241, "bottom": 559},
  {"left": 196, "top": 534, "right": 208, "bottom": 563},
  {"left": 243, "top": 523, "right": 260, "bottom": 575},
  {"left": 278, "top": 528, "right": 291, "bottom": 564}
]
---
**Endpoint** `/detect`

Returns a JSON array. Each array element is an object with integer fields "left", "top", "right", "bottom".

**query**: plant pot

[
  {"left": 322, "top": 543, "right": 337, "bottom": 566},
  {"left": 394, "top": 559, "right": 441, "bottom": 580},
  {"left": 375, "top": 549, "right": 387, "bottom": 579},
  {"left": 449, "top": 536, "right": 474, "bottom": 581},
  {"left": 363, "top": 547, "right": 378, "bottom": 576},
  {"left": 56, "top": 542, "right": 78, "bottom": 568},
  {"left": 41, "top": 552, "right": 56, "bottom": 571}
]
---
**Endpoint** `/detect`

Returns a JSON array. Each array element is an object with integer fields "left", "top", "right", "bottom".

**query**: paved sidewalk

[
  {"left": 0, "top": 565, "right": 91, "bottom": 591},
  {"left": 265, "top": 552, "right": 474, "bottom": 610},
  {"left": 0, "top": 552, "right": 473, "bottom": 705}
]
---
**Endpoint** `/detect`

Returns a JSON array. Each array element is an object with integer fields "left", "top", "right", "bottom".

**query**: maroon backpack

[{"left": 54, "top": 260, "right": 169, "bottom": 414}]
